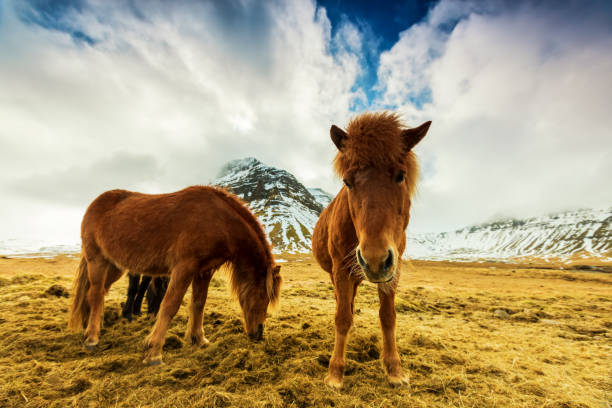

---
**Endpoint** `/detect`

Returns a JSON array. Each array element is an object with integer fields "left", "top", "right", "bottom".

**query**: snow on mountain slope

[
  {"left": 0, "top": 239, "right": 80, "bottom": 258},
  {"left": 307, "top": 188, "right": 334, "bottom": 208},
  {"left": 215, "top": 157, "right": 329, "bottom": 253},
  {"left": 405, "top": 207, "right": 612, "bottom": 262}
]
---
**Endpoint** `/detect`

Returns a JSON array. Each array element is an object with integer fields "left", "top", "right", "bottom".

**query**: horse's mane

[
  {"left": 210, "top": 187, "right": 274, "bottom": 268},
  {"left": 209, "top": 187, "right": 280, "bottom": 307},
  {"left": 333, "top": 111, "right": 419, "bottom": 197}
]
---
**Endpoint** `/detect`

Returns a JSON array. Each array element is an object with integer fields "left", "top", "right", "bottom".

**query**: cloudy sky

[{"left": 1, "top": 0, "right": 611, "bottom": 247}]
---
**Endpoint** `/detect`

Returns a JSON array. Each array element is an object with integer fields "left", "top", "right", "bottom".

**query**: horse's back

[
  {"left": 81, "top": 186, "right": 241, "bottom": 270},
  {"left": 83, "top": 189, "right": 134, "bottom": 223},
  {"left": 81, "top": 189, "right": 136, "bottom": 252}
]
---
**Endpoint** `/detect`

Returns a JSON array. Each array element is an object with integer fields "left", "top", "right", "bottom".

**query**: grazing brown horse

[
  {"left": 313, "top": 112, "right": 431, "bottom": 388},
  {"left": 68, "top": 186, "right": 282, "bottom": 365}
]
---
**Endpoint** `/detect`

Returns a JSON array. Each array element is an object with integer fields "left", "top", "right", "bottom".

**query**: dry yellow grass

[{"left": 0, "top": 254, "right": 610, "bottom": 407}]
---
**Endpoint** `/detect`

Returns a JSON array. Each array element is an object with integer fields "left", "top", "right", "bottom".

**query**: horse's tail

[
  {"left": 68, "top": 257, "right": 90, "bottom": 331},
  {"left": 266, "top": 264, "right": 282, "bottom": 308}
]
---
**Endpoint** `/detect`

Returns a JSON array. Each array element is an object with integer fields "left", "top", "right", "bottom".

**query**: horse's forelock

[{"left": 332, "top": 111, "right": 419, "bottom": 197}]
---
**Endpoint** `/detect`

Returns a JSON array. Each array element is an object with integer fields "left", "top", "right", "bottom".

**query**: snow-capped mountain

[
  {"left": 215, "top": 157, "right": 331, "bottom": 253},
  {"left": 405, "top": 207, "right": 612, "bottom": 262}
]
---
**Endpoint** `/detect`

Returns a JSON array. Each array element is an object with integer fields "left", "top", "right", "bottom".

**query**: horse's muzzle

[
  {"left": 366, "top": 272, "right": 395, "bottom": 284},
  {"left": 357, "top": 248, "right": 395, "bottom": 282},
  {"left": 249, "top": 323, "right": 264, "bottom": 341}
]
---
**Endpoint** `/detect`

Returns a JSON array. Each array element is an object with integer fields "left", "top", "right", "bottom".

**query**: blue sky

[
  {"left": 1, "top": 0, "right": 611, "bottom": 245},
  {"left": 16, "top": 0, "right": 97, "bottom": 44},
  {"left": 319, "top": 0, "right": 433, "bottom": 104}
]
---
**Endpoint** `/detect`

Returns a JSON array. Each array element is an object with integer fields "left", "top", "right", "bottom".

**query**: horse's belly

[
  {"left": 95, "top": 215, "right": 173, "bottom": 272},
  {"left": 100, "top": 241, "right": 168, "bottom": 274}
]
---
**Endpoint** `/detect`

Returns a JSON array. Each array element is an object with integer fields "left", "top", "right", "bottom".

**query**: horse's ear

[
  {"left": 330, "top": 125, "right": 347, "bottom": 151},
  {"left": 401, "top": 121, "right": 431, "bottom": 152},
  {"left": 273, "top": 265, "right": 281, "bottom": 274}
]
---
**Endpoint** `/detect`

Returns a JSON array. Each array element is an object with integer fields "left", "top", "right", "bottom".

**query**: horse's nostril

[
  {"left": 383, "top": 250, "right": 393, "bottom": 271},
  {"left": 357, "top": 249, "right": 367, "bottom": 268}
]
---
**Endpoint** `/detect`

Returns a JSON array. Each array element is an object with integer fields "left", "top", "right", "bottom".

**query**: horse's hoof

[
  {"left": 388, "top": 373, "right": 410, "bottom": 387},
  {"left": 84, "top": 342, "right": 98, "bottom": 351},
  {"left": 324, "top": 375, "right": 343, "bottom": 389},
  {"left": 190, "top": 335, "right": 210, "bottom": 347},
  {"left": 143, "top": 356, "right": 163, "bottom": 366}
]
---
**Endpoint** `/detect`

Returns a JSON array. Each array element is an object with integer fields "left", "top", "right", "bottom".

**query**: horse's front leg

[
  {"left": 186, "top": 270, "right": 213, "bottom": 346},
  {"left": 378, "top": 281, "right": 408, "bottom": 386},
  {"left": 325, "top": 270, "right": 357, "bottom": 389},
  {"left": 143, "top": 260, "right": 195, "bottom": 365}
]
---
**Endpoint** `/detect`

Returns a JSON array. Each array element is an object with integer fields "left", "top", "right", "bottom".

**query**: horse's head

[
  {"left": 331, "top": 112, "right": 430, "bottom": 283},
  {"left": 237, "top": 263, "right": 281, "bottom": 340}
]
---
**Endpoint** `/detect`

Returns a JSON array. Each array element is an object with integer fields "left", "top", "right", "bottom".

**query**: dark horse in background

[
  {"left": 313, "top": 112, "right": 431, "bottom": 388},
  {"left": 68, "top": 186, "right": 282, "bottom": 365},
  {"left": 122, "top": 273, "right": 168, "bottom": 321}
]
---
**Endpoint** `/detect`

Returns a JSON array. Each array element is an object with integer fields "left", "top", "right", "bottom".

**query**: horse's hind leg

[
  {"left": 105, "top": 266, "right": 123, "bottom": 291},
  {"left": 187, "top": 269, "right": 213, "bottom": 346},
  {"left": 122, "top": 273, "right": 140, "bottom": 322},
  {"left": 84, "top": 258, "right": 121, "bottom": 348},
  {"left": 133, "top": 275, "right": 151, "bottom": 316},
  {"left": 143, "top": 260, "right": 195, "bottom": 365}
]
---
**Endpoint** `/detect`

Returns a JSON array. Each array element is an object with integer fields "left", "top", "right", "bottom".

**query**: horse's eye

[
  {"left": 395, "top": 171, "right": 405, "bottom": 184},
  {"left": 343, "top": 179, "right": 353, "bottom": 190}
]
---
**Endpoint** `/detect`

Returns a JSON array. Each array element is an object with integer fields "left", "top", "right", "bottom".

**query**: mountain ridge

[
  {"left": 214, "top": 157, "right": 328, "bottom": 253},
  {"left": 405, "top": 207, "right": 611, "bottom": 262}
]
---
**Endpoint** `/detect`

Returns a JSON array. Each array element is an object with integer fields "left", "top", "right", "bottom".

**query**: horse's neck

[
  {"left": 235, "top": 233, "right": 270, "bottom": 274},
  {"left": 331, "top": 192, "right": 359, "bottom": 251}
]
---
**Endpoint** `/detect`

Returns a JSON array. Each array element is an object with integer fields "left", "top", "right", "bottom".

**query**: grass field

[{"left": 0, "top": 254, "right": 610, "bottom": 407}]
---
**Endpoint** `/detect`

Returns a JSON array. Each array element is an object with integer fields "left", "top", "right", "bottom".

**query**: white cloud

[
  {"left": 1, "top": 0, "right": 610, "bottom": 247},
  {"left": 376, "top": 1, "right": 612, "bottom": 232},
  {"left": 0, "top": 0, "right": 361, "bottom": 243}
]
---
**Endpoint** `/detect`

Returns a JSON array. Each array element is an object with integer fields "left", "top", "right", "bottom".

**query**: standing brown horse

[
  {"left": 312, "top": 112, "right": 431, "bottom": 388},
  {"left": 68, "top": 186, "right": 282, "bottom": 365}
]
